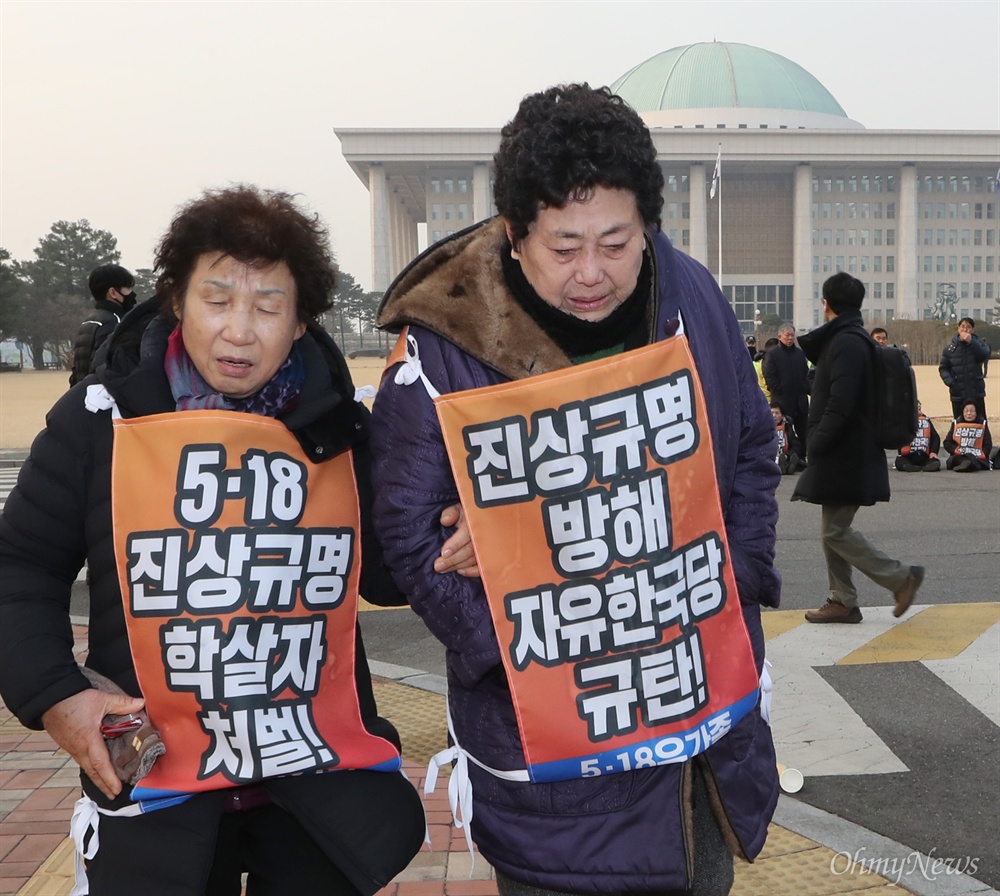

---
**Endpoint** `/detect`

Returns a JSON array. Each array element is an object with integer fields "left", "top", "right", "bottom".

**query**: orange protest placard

[
  {"left": 111, "top": 410, "right": 400, "bottom": 799},
  {"left": 952, "top": 422, "right": 986, "bottom": 458},
  {"left": 435, "top": 337, "right": 759, "bottom": 783}
]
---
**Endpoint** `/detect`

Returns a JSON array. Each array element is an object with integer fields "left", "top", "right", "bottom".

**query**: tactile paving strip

[{"left": 372, "top": 677, "right": 449, "bottom": 768}]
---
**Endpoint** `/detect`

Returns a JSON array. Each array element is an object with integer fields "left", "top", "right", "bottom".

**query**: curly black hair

[
  {"left": 493, "top": 84, "right": 664, "bottom": 243},
  {"left": 154, "top": 185, "right": 337, "bottom": 323}
]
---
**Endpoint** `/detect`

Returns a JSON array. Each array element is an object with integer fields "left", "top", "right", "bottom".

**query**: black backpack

[{"left": 850, "top": 330, "right": 918, "bottom": 449}]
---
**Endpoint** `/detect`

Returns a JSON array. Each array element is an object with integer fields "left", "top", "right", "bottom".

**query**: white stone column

[
  {"left": 473, "top": 163, "right": 493, "bottom": 222},
  {"left": 406, "top": 214, "right": 418, "bottom": 264},
  {"left": 389, "top": 196, "right": 404, "bottom": 278},
  {"left": 389, "top": 201, "right": 419, "bottom": 278},
  {"left": 897, "top": 163, "right": 919, "bottom": 320},
  {"left": 369, "top": 164, "right": 390, "bottom": 293},
  {"left": 688, "top": 163, "right": 707, "bottom": 265},
  {"left": 793, "top": 163, "right": 813, "bottom": 332}
]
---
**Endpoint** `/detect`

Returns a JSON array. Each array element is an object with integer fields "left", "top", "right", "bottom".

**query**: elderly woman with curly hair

[
  {"left": 0, "top": 186, "right": 426, "bottom": 895},
  {"left": 370, "top": 85, "right": 781, "bottom": 895}
]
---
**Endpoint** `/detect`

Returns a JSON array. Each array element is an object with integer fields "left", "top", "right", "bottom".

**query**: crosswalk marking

[
  {"left": 767, "top": 604, "right": 999, "bottom": 778},
  {"left": 767, "top": 606, "right": 909, "bottom": 776},
  {"left": 924, "top": 622, "right": 1000, "bottom": 726},
  {"left": 837, "top": 603, "right": 1000, "bottom": 665},
  {"left": 761, "top": 609, "right": 806, "bottom": 641},
  {"left": 763, "top": 604, "right": 1000, "bottom": 663}
]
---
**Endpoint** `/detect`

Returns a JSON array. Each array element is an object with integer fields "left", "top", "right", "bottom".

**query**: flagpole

[
  {"left": 713, "top": 143, "right": 722, "bottom": 289},
  {"left": 717, "top": 159, "right": 723, "bottom": 290}
]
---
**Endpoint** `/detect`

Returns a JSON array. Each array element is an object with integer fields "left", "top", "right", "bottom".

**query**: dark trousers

[
  {"left": 946, "top": 454, "right": 990, "bottom": 472},
  {"left": 206, "top": 805, "right": 362, "bottom": 896},
  {"left": 785, "top": 410, "right": 809, "bottom": 461}
]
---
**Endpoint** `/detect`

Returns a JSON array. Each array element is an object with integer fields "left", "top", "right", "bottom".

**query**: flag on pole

[{"left": 710, "top": 145, "right": 721, "bottom": 199}]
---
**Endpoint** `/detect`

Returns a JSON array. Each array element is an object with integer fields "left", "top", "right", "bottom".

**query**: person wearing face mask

[{"left": 69, "top": 263, "right": 137, "bottom": 385}]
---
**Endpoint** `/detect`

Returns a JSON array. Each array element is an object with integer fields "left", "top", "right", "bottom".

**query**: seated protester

[
  {"left": 895, "top": 401, "right": 941, "bottom": 471},
  {"left": 943, "top": 400, "right": 993, "bottom": 472},
  {"left": 771, "top": 401, "right": 805, "bottom": 474}
]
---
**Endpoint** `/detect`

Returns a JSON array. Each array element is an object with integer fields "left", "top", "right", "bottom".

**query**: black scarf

[{"left": 500, "top": 241, "right": 651, "bottom": 361}]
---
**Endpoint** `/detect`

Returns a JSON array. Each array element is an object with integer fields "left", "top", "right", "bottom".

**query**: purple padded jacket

[{"left": 370, "top": 219, "right": 780, "bottom": 892}]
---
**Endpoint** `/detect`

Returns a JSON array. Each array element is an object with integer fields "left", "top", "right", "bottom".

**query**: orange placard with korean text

[
  {"left": 111, "top": 410, "right": 400, "bottom": 799},
  {"left": 951, "top": 422, "right": 986, "bottom": 458},
  {"left": 434, "top": 337, "right": 759, "bottom": 783}
]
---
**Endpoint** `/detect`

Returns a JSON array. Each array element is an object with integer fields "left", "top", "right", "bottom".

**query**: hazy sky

[{"left": 2, "top": 0, "right": 998, "bottom": 290}]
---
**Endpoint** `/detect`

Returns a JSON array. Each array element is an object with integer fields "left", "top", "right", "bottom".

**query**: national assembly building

[{"left": 336, "top": 41, "right": 1000, "bottom": 333}]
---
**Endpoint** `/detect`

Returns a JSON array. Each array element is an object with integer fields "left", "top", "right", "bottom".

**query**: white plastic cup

[{"left": 776, "top": 762, "right": 804, "bottom": 793}]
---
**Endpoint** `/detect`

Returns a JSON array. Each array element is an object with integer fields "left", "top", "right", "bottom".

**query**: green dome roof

[{"left": 611, "top": 42, "right": 849, "bottom": 118}]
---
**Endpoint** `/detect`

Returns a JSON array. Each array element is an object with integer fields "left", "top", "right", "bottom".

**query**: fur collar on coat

[{"left": 377, "top": 218, "right": 656, "bottom": 380}]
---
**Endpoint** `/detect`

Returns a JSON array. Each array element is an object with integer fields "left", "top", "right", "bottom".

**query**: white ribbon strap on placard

[
  {"left": 423, "top": 705, "right": 529, "bottom": 875},
  {"left": 393, "top": 332, "right": 441, "bottom": 400},
  {"left": 69, "top": 794, "right": 143, "bottom": 895},
  {"left": 760, "top": 659, "right": 773, "bottom": 726},
  {"left": 83, "top": 384, "right": 122, "bottom": 419}
]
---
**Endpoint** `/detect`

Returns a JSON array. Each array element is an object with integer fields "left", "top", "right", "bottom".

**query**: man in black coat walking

[{"left": 792, "top": 273, "right": 924, "bottom": 623}]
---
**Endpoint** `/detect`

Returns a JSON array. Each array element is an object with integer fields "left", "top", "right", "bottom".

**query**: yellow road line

[
  {"left": 837, "top": 603, "right": 1000, "bottom": 665},
  {"left": 762, "top": 609, "right": 807, "bottom": 641}
]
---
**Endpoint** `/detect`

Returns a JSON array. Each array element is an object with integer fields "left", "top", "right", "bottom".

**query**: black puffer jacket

[
  {"left": 0, "top": 299, "right": 423, "bottom": 894},
  {"left": 68, "top": 298, "right": 122, "bottom": 386},
  {"left": 792, "top": 310, "right": 889, "bottom": 507},
  {"left": 938, "top": 333, "right": 991, "bottom": 401}
]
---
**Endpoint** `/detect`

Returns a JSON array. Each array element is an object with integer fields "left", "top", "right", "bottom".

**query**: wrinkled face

[
  {"left": 173, "top": 253, "right": 305, "bottom": 400},
  {"left": 778, "top": 328, "right": 795, "bottom": 347},
  {"left": 770, "top": 407, "right": 783, "bottom": 425},
  {"left": 962, "top": 403, "right": 978, "bottom": 422},
  {"left": 506, "top": 186, "right": 645, "bottom": 322},
  {"left": 872, "top": 331, "right": 888, "bottom": 346}
]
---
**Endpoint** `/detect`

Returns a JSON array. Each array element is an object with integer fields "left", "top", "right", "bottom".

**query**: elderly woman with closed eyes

[{"left": 0, "top": 186, "right": 432, "bottom": 896}]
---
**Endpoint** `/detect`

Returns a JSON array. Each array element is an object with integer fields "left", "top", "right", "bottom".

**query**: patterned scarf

[{"left": 163, "top": 325, "right": 305, "bottom": 418}]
